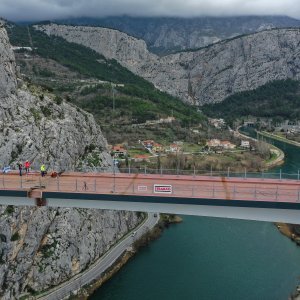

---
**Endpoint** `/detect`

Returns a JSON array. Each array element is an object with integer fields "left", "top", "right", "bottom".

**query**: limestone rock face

[
  {"left": 56, "top": 15, "right": 300, "bottom": 54},
  {"left": 37, "top": 24, "right": 157, "bottom": 75},
  {"left": 0, "top": 87, "right": 112, "bottom": 170},
  {"left": 0, "top": 206, "right": 142, "bottom": 299},
  {"left": 0, "top": 27, "right": 142, "bottom": 299},
  {"left": 37, "top": 24, "right": 300, "bottom": 105},
  {"left": 0, "top": 28, "right": 17, "bottom": 97},
  {"left": 0, "top": 26, "right": 112, "bottom": 170}
]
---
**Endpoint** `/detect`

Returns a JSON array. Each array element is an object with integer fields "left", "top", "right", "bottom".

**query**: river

[{"left": 90, "top": 133, "right": 300, "bottom": 300}]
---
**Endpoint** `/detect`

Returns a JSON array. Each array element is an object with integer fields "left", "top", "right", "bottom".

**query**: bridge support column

[
  {"left": 27, "top": 189, "right": 46, "bottom": 206},
  {"left": 35, "top": 198, "right": 47, "bottom": 206}
]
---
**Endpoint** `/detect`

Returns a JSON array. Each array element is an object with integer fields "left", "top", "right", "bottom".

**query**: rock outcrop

[
  {"left": 0, "top": 28, "right": 17, "bottom": 97},
  {"left": 37, "top": 24, "right": 300, "bottom": 105},
  {"left": 0, "top": 206, "right": 142, "bottom": 299},
  {"left": 0, "top": 26, "right": 142, "bottom": 299},
  {"left": 0, "top": 26, "right": 111, "bottom": 170}
]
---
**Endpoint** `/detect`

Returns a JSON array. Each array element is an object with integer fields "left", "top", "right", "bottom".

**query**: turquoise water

[{"left": 91, "top": 135, "right": 300, "bottom": 300}]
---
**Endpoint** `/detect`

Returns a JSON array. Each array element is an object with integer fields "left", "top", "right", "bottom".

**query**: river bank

[
  {"left": 236, "top": 128, "right": 285, "bottom": 169},
  {"left": 70, "top": 214, "right": 182, "bottom": 300},
  {"left": 259, "top": 131, "right": 300, "bottom": 148}
]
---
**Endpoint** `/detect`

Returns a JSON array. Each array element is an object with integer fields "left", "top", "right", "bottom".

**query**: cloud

[{"left": 1, "top": 0, "right": 299, "bottom": 21}]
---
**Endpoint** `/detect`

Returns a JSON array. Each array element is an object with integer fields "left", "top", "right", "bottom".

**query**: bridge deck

[{"left": 1, "top": 172, "right": 300, "bottom": 203}]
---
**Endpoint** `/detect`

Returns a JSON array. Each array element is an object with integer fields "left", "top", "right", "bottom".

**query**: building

[
  {"left": 206, "top": 139, "right": 236, "bottom": 150},
  {"left": 133, "top": 154, "right": 150, "bottom": 162},
  {"left": 145, "top": 116, "right": 176, "bottom": 126},
  {"left": 112, "top": 145, "right": 127, "bottom": 157},
  {"left": 169, "top": 143, "right": 182, "bottom": 153},
  {"left": 208, "top": 118, "right": 226, "bottom": 129},
  {"left": 153, "top": 143, "right": 164, "bottom": 153},
  {"left": 206, "top": 139, "right": 221, "bottom": 148},
  {"left": 220, "top": 141, "right": 236, "bottom": 150},
  {"left": 241, "top": 140, "right": 250, "bottom": 148}
]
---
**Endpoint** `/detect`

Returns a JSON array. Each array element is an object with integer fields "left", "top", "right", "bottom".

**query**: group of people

[
  {"left": 17, "top": 160, "right": 31, "bottom": 176},
  {"left": 16, "top": 161, "right": 46, "bottom": 177}
]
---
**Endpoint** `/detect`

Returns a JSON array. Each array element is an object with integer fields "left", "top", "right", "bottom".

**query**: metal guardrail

[
  {"left": 3, "top": 167, "right": 300, "bottom": 180},
  {"left": 117, "top": 167, "right": 300, "bottom": 181}
]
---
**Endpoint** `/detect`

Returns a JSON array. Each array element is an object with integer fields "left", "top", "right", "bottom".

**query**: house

[
  {"left": 220, "top": 141, "right": 236, "bottom": 150},
  {"left": 143, "top": 140, "right": 155, "bottom": 149},
  {"left": 241, "top": 140, "right": 250, "bottom": 148},
  {"left": 206, "top": 139, "right": 221, "bottom": 148},
  {"left": 145, "top": 116, "right": 176, "bottom": 126},
  {"left": 159, "top": 116, "right": 175, "bottom": 123},
  {"left": 208, "top": 118, "right": 226, "bottom": 129},
  {"left": 112, "top": 145, "right": 127, "bottom": 157},
  {"left": 153, "top": 143, "right": 164, "bottom": 153},
  {"left": 133, "top": 154, "right": 150, "bottom": 162},
  {"left": 169, "top": 143, "right": 182, "bottom": 153}
]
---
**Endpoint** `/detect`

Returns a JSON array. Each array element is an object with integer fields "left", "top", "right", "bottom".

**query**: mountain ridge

[
  {"left": 36, "top": 24, "right": 300, "bottom": 105},
  {"left": 55, "top": 15, "right": 300, "bottom": 54}
]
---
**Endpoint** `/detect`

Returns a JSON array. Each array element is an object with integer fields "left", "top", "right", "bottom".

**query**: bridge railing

[
  {"left": 2, "top": 166, "right": 300, "bottom": 181},
  {"left": 117, "top": 167, "right": 300, "bottom": 181}
]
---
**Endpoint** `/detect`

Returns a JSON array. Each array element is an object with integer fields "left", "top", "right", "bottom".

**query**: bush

[{"left": 11, "top": 232, "right": 20, "bottom": 242}]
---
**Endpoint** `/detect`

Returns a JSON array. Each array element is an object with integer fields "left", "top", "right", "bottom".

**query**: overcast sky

[{"left": 1, "top": 0, "right": 300, "bottom": 21}]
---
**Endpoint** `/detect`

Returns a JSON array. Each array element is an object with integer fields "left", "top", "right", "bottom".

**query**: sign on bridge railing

[{"left": 154, "top": 184, "right": 173, "bottom": 194}]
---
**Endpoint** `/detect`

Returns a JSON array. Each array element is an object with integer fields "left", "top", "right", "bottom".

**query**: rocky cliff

[
  {"left": 36, "top": 24, "right": 300, "bottom": 105},
  {"left": 58, "top": 15, "right": 300, "bottom": 54},
  {"left": 0, "top": 26, "right": 143, "bottom": 299}
]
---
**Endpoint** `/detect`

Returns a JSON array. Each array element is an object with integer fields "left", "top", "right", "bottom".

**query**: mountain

[
  {"left": 6, "top": 23, "right": 206, "bottom": 144},
  {"left": 56, "top": 15, "right": 300, "bottom": 54},
  {"left": 0, "top": 24, "right": 143, "bottom": 299},
  {"left": 202, "top": 79, "right": 300, "bottom": 124},
  {"left": 36, "top": 24, "right": 300, "bottom": 105}
]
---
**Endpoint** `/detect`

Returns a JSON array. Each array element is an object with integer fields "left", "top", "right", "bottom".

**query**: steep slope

[
  {"left": 0, "top": 25, "right": 142, "bottom": 299},
  {"left": 35, "top": 23, "right": 156, "bottom": 76},
  {"left": 7, "top": 23, "right": 205, "bottom": 145},
  {"left": 0, "top": 24, "right": 112, "bottom": 170},
  {"left": 37, "top": 24, "right": 300, "bottom": 105},
  {"left": 58, "top": 15, "right": 300, "bottom": 54},
  {"left": 202, "top": 79, "right": 300, "bottom": 123}
]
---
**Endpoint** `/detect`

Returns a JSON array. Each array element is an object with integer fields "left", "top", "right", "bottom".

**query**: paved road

[{"left": 38, "top": 212, "right": 159, "bottom": 300}]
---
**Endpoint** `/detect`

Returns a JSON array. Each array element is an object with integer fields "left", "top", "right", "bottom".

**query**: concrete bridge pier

[{"left": 27, "top": 189, "right": 47, "bottom": 206}]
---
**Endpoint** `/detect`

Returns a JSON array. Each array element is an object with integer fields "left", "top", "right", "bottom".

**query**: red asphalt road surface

[{"left": 1, "top": 172, "right": 300, "bottom": 203}]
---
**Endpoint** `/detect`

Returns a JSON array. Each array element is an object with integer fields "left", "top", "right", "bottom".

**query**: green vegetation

[
  {"left": 40, "top": 242, "right": 57, "bottom": 258},
  {"left": 29, "top": 107, "right": 41, "bottom": 122},
  {"left": 7, "top": 23, "right": 206, "bottom": 144},
  {"left": 202, "top": 79, "right": 300, "bottom": 124},
  {"left": 5, "top": 205, "right": 14, "bottom": 215},
  {"left": 11, "top": 232, "right": 20, "bottom": 242},
  {"left": 40, "top": 105, "right": 52, "bottom": 117},
  {"left": 7, "top": 24, "right": 146, "bottom": 84}
]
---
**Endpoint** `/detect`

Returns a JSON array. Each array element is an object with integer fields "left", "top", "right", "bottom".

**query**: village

[{"left": 109, "top": 135, "right": 253, "bottom": 171}]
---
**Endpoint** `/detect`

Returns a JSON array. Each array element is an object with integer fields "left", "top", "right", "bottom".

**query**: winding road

[{"left": 38, "top": 212, "right": 159, "bottom": 300}]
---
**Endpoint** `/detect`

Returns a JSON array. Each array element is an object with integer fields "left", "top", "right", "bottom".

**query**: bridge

[{"left": 1, "top": 171, "right": 300, "bottom": 224}]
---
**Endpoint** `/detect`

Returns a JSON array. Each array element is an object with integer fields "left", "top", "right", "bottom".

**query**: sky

[{"left": 1, "top": 0, "right": 300, "bottom": 21}]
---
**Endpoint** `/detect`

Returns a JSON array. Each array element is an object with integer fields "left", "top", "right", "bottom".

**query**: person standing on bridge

[
  {"left": 24, "top": 160, "right": 30, "bottom": 175},
  {"left": 40, "top": 164, "right": 46, "bottom": 177},
  {"left": 17, "top": 162, "right": 23, "bottom": 176}
]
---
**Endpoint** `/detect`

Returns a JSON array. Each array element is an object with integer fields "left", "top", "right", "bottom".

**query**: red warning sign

[{"left": 154, "top": 184, "right": 172, "bottom": 194}]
